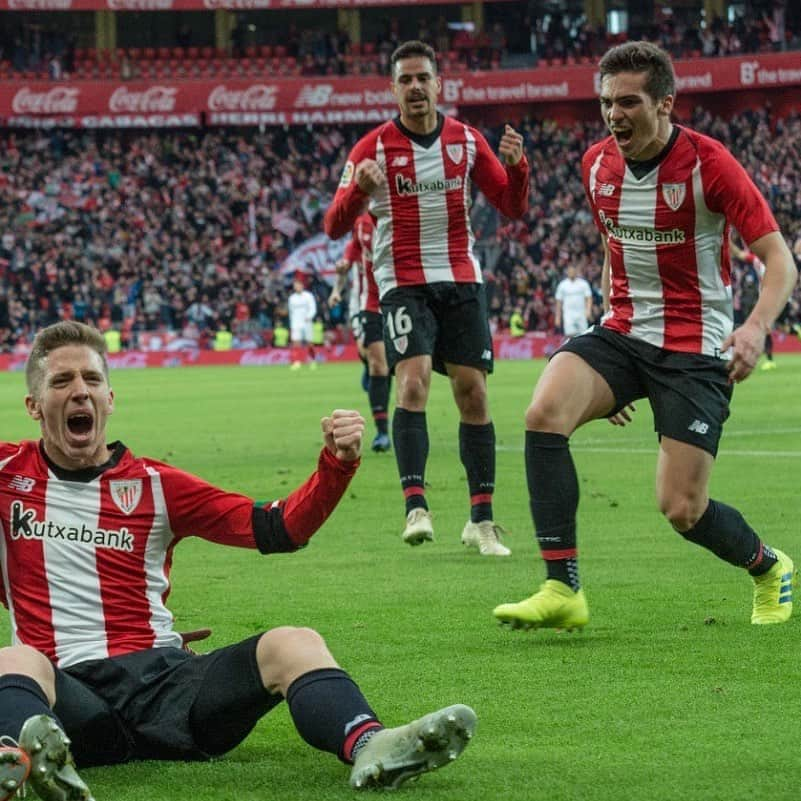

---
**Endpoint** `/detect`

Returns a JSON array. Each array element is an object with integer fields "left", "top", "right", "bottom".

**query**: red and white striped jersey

[
  {"left": 583, "top": 126, "right": 778, "bottom": 356},
  {"left": 344, "top": 213, "right": 380, "bottom": 315},
  {"left": 0, "top": 440, "right": 258, "bottom": 668},
  {"left": 325, "top": 115, "right": 529, "bottom": 299}
]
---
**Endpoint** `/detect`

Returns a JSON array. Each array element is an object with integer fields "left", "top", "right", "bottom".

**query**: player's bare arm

[
  {"left": 355, "top": 159, "right": 386, "bottom": 194},
  {"left": 329, "top": 259, "right": 350, "bottom": 306},
  {"left": 722, "top": 231, "right": 797, "bottom": 383},
  {"left": 321, "top": 409, "right": 365, "bottom": 461},
  {"left": 498, "top": 124, "right": 524, "bottom": 166}
]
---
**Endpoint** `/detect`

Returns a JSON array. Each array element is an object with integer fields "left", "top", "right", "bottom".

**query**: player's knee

[
  {"left": 525, "top": 398, "right": 563, "bottom": 432},
  {"left": 260, "top": 626, "right": 326, "bottom": 656},
  {"left": 455, "top": 381, "right": 487, "bottom": 419},
  {"left": 397, "top": 375, "right": 427, "bottom": 407},
  {"left": 658, "top": 494, "right": 703, "bottom": 532},
  {"left": 367, "top": 354, "right": 388, "bottom": 375},
  {"left": 0, "top": 646, "right": 55, "bottom": 701}
]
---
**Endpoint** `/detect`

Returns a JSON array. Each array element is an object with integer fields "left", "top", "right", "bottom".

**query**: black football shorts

[
  {"left": 359, "top": 310, "right": 384, "bottom": 348},
  {"left": 380, "top": 282, "right": 493, "bottom": 375},
  {"left": 557, "top": 325, "right": 733, "bottom": 456},
  {"left": 53, "top": 635, "right": 281, "bottom": 767}
]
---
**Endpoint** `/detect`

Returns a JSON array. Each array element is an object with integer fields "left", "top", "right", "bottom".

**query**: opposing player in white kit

[
  {"left": 325, "top": 40, "right": 530, "bottom": 556},
  {"left": 494, "top": 41, "right": 798, "bottom": 630},
  {"left": 554, "top": 265, "right": 593, "bottom": 337},
  {"left": 0, "top": 322, "right": 477, "bottom": 800},
  {"left": 288, "top": 276, "right": 318, "bottom": 370}
]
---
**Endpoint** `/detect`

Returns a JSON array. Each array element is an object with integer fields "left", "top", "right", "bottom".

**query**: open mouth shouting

[
  {"left": 66, "top": 410, "right": 95, "bottom": 445},
  {"left": 611, "top": 127, "right": 634, "bottom": 149}
]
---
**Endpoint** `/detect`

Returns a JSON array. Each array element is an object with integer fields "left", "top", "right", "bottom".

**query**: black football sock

[
  {"left": 459, "top": 422, "right": 495, "bottom": 523},
  {"left": 679, "top": 499, "right": 778, "bottom": 575},
  {"left": 526, "top": 430, "right": 580, "bottom": 591},
  {"left": 0, "top": 674, "right": 58, "bottom": 740},
  {"left": 286, "top": 668, "right": 383, "bottom": 764},
  {"left": 393, "top": 408, "right": 429, "bottom": 513},
  {"left": 368, "top": 375, "right": 390, "bottom": 435}
]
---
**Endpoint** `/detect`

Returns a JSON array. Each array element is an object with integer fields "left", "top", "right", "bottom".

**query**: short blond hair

[{"left": 26, "top": 322, "right": 109, "bottom": 399}]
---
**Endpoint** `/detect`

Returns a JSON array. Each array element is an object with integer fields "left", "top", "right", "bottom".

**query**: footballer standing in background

[
  {"left": 325, "top": 39, "right": 530, "bottom": 557},
  {"left": 554, "top": 264, "right": 594, "bottom": 338},
  {"left": 288, "top": 275, "right": 318, "bottom": 370},
  {"left": 494, "top": 41, "right": 798, "bottom": 630},
  {"left": 329, "top": 213, "right": 393, "bottom": 452}
]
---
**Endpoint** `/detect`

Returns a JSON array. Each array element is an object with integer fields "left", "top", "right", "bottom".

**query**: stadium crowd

[
  {"left": 0, "top": 105, "right": 798, "bottom": 353},
  {"left": 1, "top": 5, "right": 799, "bottom": 80}
]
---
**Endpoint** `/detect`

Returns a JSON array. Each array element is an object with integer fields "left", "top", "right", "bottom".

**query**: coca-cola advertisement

[
  {"left": 11, "top": 86, "right": 80, "bottom": 114},
  {"left": 109, "top": 86, "right": 178, "bottom": 113},
  {"left": 207, "top": 84, "right": 279, "bottom": 112},
  {"left": 0, "top": 53, "right": 799, "bottom": 127}
]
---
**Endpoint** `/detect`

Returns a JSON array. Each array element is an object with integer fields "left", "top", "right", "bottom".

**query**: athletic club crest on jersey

[
  {"left": 110, "top": 480, "right": 143, "bottom": 515},
  {"left": 393, "top": 335, "right": 408, "bottom": 354},
  {"left": 661, "top": 183, "right": 686, "bottom": 211},
  {"left": 446, "top": 144, "right": 464, "bottom": 164}
]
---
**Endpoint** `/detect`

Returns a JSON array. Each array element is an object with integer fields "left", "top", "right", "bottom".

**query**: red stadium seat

[
  {"left": 259, "top": 44, "right": 273, "bottom": 59},
  {"left": 201, "top": 46, "right": 214, "bottom": 59},
  {"left": 142, "top": 47, "right": 156, "bottom": 61},
  {"left": 172, "top": 47, "right": 184, "bottom": 60},
  {"left": 128, "top": 47, "right": 141, "bottom": 61},
  {"left": 274, "top": 44, "right": 287, "bottom": 58},
  {"left": 157, "top": 47, "right": 171, "bottom": 61}
]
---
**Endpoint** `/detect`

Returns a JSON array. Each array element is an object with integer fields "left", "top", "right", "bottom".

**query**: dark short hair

[
  {"left": 26, "top": 321, "right": 109, "bottom": 398},
  {"left": 390, "top": 40, "right": 437, "bottom": 77},
  {"left": 598, "top": 41, "right": 675, "bottom": 101}
]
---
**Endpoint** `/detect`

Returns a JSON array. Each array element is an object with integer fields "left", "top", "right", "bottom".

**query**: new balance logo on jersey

[
  {"left": 395, "top": 174, "right": 463, "bottom": 196},
  {"left": 481, "top": 349, "right": 492, "bottom": 360},
  {"left": 599, "top": 183, "right": 616, "bottom": 197},
  {"left": 391, "top": 156, "right": 409, "bottom": 167},
  {"left": 688, "top": 420, "right": 710, "bottom": 435},
  {"left": 9, "top": 500, "right": 134, "bottom": 552},
  {"left": 8, "top": 475, "right": 35, "bottom": 492}
]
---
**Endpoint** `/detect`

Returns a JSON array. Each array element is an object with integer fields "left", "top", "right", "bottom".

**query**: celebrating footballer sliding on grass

[
  {"left": 494, "top": 41, "right": 798, "bottom": 631},
  {"left": 0, "top": 321, "right": 476, "bottom": 801},
  {"left": 325, "top": 40, "right": 529, "bottom": 557}
]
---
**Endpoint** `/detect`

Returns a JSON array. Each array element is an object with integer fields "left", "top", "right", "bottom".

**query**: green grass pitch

[{"left": 0, "top": 355, "right": 799, "bottom": 801}]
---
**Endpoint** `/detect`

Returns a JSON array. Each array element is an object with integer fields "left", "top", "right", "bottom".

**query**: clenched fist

[{"left": 321, "top": 409, "right": 365, "bottom": 461}]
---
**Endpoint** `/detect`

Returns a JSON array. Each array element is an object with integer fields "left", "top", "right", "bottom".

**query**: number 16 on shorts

[{"left": 386, "top": 306, "right": 413, "bottom": 355}]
